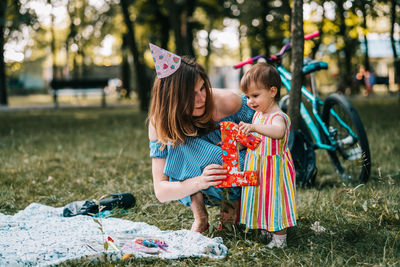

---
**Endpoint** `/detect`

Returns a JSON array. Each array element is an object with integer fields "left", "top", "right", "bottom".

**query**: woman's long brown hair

[{"left": 148, "top": 56, "right": 216, "bottom": 147}]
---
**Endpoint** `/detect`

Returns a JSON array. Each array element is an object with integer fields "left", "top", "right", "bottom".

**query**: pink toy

[{"left": 122, "top": 237, "right": 168, "bottom": 254}]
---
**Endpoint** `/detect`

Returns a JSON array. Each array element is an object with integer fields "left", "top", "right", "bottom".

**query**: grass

[
  {"left": 0, "top": 97, "right": 399, "bottom": 266},
  {"left": 7, "top": 92, "right": 137, "bottom": 108}
]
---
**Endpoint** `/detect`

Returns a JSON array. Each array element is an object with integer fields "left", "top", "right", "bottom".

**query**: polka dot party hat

[{"left": 149, "top": 43, "right": 181, "bottom": 78}]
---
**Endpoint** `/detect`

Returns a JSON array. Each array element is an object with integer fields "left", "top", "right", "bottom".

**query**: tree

[
  {"left": 334, "top": 0, "right": 359, "bottom": 94},
  {"left": 195, "top": 0, "right": 228, "bottom": 71},
  {"left": 390, "top": 0, "right": 400, "bottom": 90},
  {"left": 48, "top": 0, "right": 58, "bottom": 80},
  {"left": 120, "top": 0, "right": 151, "bottom": 111},
  {"left": 0, "top": 1, "right": 6, "bottom": 105},
  {"left": 233, "top": 0, "right": 290, "bottom": 58},
  {"left": 138, "top": 0, "right": 170, "bottom": 49},
  {"left": 64, "top": 0, "right": 120, "bottom": 79},
  {"left": 351, "top": 0, "right": 376, "bottom": 72},
  {"left": 0, "top": 0, "right": 37, "bottom": 106},
  {"left": 359, "top": 1, "right": 370, "bottom": 71},
  {"left": 164, "top": 0, "right": 197, "bottom": 57},
  {"left": 288, "top": 0, "right": 304, "bottom": 130},
  {"left": 306, "top": 0, "right": 325, "bottom": 59}
]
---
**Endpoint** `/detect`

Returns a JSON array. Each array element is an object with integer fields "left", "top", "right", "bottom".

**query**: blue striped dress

[{"left": 149, "top": 94, "right": 255, "bottom": 206}]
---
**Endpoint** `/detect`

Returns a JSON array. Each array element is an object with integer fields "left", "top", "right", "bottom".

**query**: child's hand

[{"left": 239, "top": 121, "right": 254, "bottom": 135}]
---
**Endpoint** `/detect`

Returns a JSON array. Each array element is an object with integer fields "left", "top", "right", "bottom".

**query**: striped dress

[{"left": 240, "top": 111, "right": 297, "bottom": 231}]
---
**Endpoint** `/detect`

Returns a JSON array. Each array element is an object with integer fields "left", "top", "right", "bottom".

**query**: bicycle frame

[
  {"left": 234, "top": 31, "right": 360, "bottom": 153},
  {"left": 277, "top": 65, "right": 359, "bottom": 151},
  {"left": 234, "top": 31, "right": 371, "bottom": 182}
]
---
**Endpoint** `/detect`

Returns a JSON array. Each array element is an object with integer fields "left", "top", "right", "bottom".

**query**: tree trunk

[
  {"left": 310, "top": 3, "right": 324, "bottom": 59},
  {"left": 120, "top": 0, "right": 150, "bottom": 111},
  {"left": 0, "top": 0, "right": 8, "bottom": 105},
  {"left": 48, "top": 0, "right": 57, "bottom": 80},
  {"left": 183, "top": 0, "right": 196, "bottom": 57},
  {"left": 361, "top": 4, "right": 370, "bottom": 71},
  {"left": 204, "top": 19, "right": 213, "bottom": 73},
  {"left": 288, "top": 0, "right": 304, "bottom": 131},
  {"left": 281, "top": 0, "right": 292, "bottom": 32},
  {"left": 390, "top": 0, "right": 400, "bottom": 87},
  {"left": 166, "top": 0, "right": 184, "bottom": 54},
  {"left": 337, "top": 0, "right": 355, "bottom": 94},
  {"left": 261, "top": 1, "right": 270, "bottom": 55},
  {"left": 51, "top": 22, "right": 58, "bottom": 79},
  {"left": 77, "top": 47, "right": 84, "bottom": 78},
  {"left": 72, "top": 54, "right": 79, "bottom": 79},
  {"left": 151, "top": 0, "right": 169, "bottom": 49},
  {"left": 121, "top": 34, "right": 131, "bottom": 98}
]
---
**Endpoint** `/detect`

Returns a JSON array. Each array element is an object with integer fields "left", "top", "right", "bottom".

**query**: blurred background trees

[
  {"left": 0, "top": 0, "right": 399, "bottom": 109},
  {"left": 1, "top": 0, "right": 38, "bottom": 105}
]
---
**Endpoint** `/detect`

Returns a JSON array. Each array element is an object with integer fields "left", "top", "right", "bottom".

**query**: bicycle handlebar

[
  {"left": 304, "top": 31, "right": 320, "bottom": 40},
  {"left": 234, "top": 58, "right": 254, "bottom": 69},
  {"left": 234, "top": 31, "right": 320, "bottom": 69}
]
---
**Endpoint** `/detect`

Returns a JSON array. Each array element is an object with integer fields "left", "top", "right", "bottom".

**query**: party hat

[{"left": 149, "top": 43, "right": 181, "bottom": 78}]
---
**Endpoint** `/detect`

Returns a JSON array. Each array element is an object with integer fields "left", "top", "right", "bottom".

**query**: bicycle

[{"left": 234, "top": 31, "right": 371, "bottom": 183}]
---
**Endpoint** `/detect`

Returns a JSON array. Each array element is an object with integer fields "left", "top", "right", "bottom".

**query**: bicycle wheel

[{"left": 321, "top": 93, "right": 371, "bottom": 183}]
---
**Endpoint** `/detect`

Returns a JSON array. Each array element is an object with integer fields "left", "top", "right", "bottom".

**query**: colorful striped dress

[{"left": 240, "top": 111, "right": 297, "bottom": 231}]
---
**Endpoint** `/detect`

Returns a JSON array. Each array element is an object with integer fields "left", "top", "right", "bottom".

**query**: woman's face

[{"left": 192, "top": 77, "right": 207, "bottom": 117}]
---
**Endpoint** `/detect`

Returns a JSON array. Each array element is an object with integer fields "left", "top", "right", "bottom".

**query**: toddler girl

[{"left": 238, "top": 62, "right": 297, "bottom": 248}]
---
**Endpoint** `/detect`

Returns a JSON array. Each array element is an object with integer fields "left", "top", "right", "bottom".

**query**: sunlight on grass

[
  {"left": 8, "top": 93, "right": 137, "bottom": 108},
  {"left": 0, "top": 98, "right": 399, "bottom": 265}
]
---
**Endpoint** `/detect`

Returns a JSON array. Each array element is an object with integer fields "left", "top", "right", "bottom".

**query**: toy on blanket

[
  {"left": 122, "top": 237, "right": 168, "bottom": 255},
  {"left": 216, "top": 121, "right": 260, "bottom": 188},
  {"left": 107, "top": 236, "right": 120, "bottom": 252}
]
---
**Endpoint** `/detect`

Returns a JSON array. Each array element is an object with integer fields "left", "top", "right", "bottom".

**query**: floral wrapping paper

[{"left": 216, "top": 121, "right": 260, "bottom": 188}]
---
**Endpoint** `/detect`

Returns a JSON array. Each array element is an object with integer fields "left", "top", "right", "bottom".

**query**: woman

[{"left": 148, "top": 43, "right": 254, "bottom": 232}]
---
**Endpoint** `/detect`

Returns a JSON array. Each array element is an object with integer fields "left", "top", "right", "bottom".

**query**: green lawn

[{"left": 0, "top": 97, "right": 399, "bottom": 266}]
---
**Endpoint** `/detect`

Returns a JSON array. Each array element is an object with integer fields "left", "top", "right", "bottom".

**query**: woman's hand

[
  {"left": 239, "top": 121, "right": 254, "bottom": 135},
  {"left": 198, "top": 164, "right": 227, "bottom": 190}
]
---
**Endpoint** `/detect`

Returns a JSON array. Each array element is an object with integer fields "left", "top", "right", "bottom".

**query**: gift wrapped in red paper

[{"left": 216, "top": 121, "right": 260, "bottom": 188}]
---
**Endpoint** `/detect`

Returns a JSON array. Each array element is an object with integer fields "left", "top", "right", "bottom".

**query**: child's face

[{"left": 244, "top": 82, "right": 276, "bottom": 114}]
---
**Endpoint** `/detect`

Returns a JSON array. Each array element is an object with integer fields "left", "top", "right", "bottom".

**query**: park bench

[
  {"left": 374, "top": 76, "right": 389, "bottom": 88},
  {"left": 50, "top": 79, "right": 109, "bottom": 108}
]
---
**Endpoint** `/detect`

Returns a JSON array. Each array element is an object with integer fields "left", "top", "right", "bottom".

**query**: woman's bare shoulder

[
  {"left": 212, "top": 88, "right": 242, "bottom": 120},
  {"left": 148, "top": 119, "right": 158, "bottom": 141}
]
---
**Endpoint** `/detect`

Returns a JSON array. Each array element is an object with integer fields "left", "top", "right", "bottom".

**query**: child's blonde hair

[{"left": 240, "top": 62, "right": 282, "bottom": 101}]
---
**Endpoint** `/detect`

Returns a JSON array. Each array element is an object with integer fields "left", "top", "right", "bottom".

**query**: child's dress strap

[
  {"left": 266, "top": 111, "right": 291, "bottom": 155},
  {"left": 267, "top": 111, "right": 291, "bottom": 127}
]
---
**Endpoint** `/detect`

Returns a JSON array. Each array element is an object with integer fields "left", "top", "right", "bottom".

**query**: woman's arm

[
  {"left": 149, "top": 122, "right": 226, "bottom": 203},
  {"left": 212, "top": 89, "right": 242, "bottom": 121},
  {"left": 152, "top": 158, "right": 226, "bottom": 202}
]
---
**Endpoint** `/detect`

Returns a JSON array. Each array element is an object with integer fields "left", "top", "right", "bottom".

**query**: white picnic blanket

[{"left": 0, "top": 203, "right": 227, "bottom": 266}]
